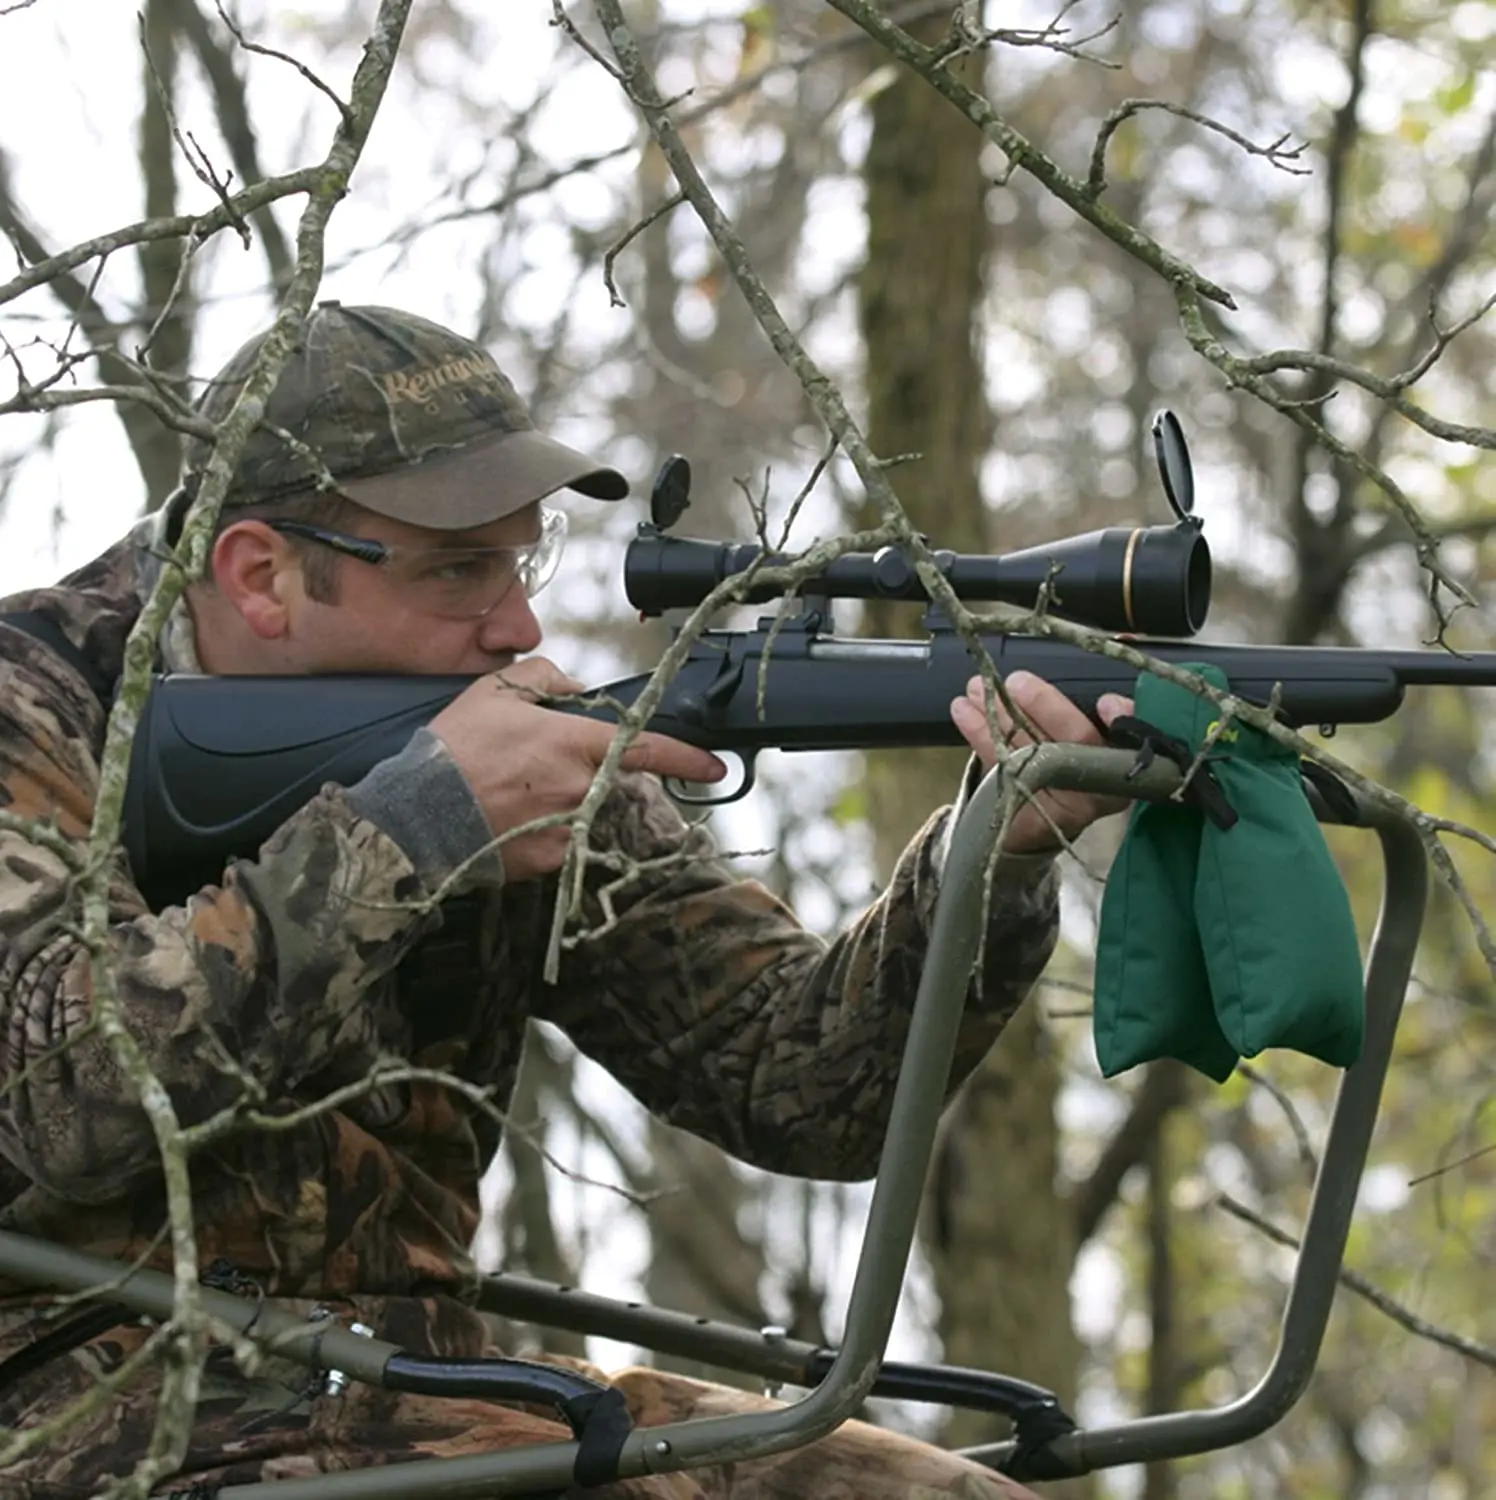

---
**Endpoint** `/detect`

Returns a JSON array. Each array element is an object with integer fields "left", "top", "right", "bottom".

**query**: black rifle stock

[{"left": 123, "top": 631, "right": 1496, "bottom": 907}]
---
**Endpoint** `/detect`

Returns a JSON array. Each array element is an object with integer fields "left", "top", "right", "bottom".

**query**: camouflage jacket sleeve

[
  {"left": 539, "top": 769, "right": 1059, "bottom": 1181},
  {"left": 0, "top": 638, "right": 491, "bottom": 1205}
]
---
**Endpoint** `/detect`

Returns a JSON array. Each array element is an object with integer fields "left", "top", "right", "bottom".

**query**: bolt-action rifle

[{"left": 122, "top": 414, "right": 1496, "bottom": 905}]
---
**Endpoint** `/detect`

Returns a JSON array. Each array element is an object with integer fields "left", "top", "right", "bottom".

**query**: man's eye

[{"left": 420, "top": 555, "right": 490, "bottom": 583}]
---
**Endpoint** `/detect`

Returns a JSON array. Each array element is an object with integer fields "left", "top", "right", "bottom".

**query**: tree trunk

[
  {"left": 855, "top": 18, "right": 1084, "bottom": 1480},
  {"left": 642, "top": 1121, "right": 767, "bottom": 1391},
  {"left": 135, "top": 0, "right": 192, "bottom": 509}
]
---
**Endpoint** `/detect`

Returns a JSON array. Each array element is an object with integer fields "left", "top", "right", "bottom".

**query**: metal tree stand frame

[{"left": 0, "top": 744, "right": 1429, "bottom": 1496}]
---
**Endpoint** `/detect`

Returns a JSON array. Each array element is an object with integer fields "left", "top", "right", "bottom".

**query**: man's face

[{"left": 274, "top": 501, "right": 547, "bottom": 676}]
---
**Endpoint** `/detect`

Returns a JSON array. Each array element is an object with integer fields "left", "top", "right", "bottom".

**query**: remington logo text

[{"left": 382, "top": 355, "right": 504, "bottom": 413}]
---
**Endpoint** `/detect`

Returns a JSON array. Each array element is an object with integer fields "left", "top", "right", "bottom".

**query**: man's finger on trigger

[{"left": 628, "top": 732, "right": 727, "bottom": 783}]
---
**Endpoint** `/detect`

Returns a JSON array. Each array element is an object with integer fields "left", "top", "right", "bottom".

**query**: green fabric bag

[
  {"left": 1094, "top": 795, "right": 1239, "bottom": 1082},
  {"left": 1093, "top": 666, "right": 1365, "bottom": 1081}
]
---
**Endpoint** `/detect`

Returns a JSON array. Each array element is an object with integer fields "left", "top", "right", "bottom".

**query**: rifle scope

[{"left": 625, "top": 522, "right": 1212, "bottom": 637}]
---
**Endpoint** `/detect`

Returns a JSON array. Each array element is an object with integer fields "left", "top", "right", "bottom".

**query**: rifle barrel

[{"left": 1385, "top": 649, "right": 1496, "bottom": 688}]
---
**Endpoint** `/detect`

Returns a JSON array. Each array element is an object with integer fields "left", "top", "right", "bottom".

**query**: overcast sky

[{"left": 0, "top": 0, "right": 651, "bottom": 593}]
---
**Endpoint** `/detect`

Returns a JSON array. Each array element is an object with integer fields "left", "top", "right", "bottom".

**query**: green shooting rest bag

[{"left": 1093, "top": 665, "right": 1366, "bottom": 1082}]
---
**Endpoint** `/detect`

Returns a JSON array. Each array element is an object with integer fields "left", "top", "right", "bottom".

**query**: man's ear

[{"left": 209, "top": 521, "right": 301, "bottom": 640}]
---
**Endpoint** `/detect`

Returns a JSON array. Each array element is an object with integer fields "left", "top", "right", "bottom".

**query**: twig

[
  {"left": 137, "top": 225, "right": 207, "bottom": 365},
  {"left": 561, "top": 844, "right": 772, "bottom": 949},
  {"left": 1088, "top": 98, "right": 1309, "bottom": 200},
  {"left": 0, "top": 169, "right": 322, "bottom": 309},
  {"left": 1216, "top": 1192, "right": 1496, "bottom": 1373},
  {"left": 822, "top": 0, "right": 1238, "bottom": 310},
  {"left": 162, "top": 0, "right": 294, "bottom": 287},
  {"left": 0, "top": 807, "right": 90, "bottom": 867},
  {"left": 1397, "top": 286, "right": 1496, "bottom": 391},
  {"left": 749, "top": 441, "right": 840, "bottom": 722},
  {"left": 213, "top": 1, "right": 355, "bottom": 131},
  {"left": 1232, "top": 344, "right": 1496, "bottom": 450},
  {"left": 1407, "top": 1139, "right": 1496, "bottom": 1190},
  {"left": 549, "top": 0, "right": 624, "bottom": 83},
  {"left": 934, "top": 0, "right": 1119, "bottom": 67},
  {"left": 138, "top": 11, "right": 248, "bottom": 247},
  {"left": 182, "top": 1056, "right": 657, "bottom": 1210},
  {"left": 0, "top": 1321, "right": 176, "bottom": 1471},
  {"left": 602, "top": 190, "right": 684, "bottom": 307},
  {"left": 1235, "top": 1061, "right": 1319, "bottom": 1178},
  {"left": 0, "top": 380, "right": 214, "bottom": 430},
  {"left": 1175, "top": 285, "right": 1476, "bottom": 630},
  {"left": 66, "top": 3, "right": 417, "bottom": 1492}
]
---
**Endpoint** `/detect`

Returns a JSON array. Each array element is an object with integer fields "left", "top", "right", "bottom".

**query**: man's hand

[
  {"left": 951, "top": 670, "right": 1134, "bottom": 856},
  {"left": 429, "top": 658, "right": 726, "bottom": 882}
]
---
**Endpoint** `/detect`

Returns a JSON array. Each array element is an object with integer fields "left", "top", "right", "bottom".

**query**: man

[{"left": 0, "top": 303, "right": 1131, "bottom": 1497}]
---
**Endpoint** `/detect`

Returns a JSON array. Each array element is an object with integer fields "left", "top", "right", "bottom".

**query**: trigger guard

[{"left": 665, "top": 752, "right": 754, "bottom": 807}]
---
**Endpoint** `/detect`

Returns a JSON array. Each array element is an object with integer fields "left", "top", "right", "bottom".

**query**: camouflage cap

[{"left": 182, "top": 302, "right": 628, "bottom": 529}]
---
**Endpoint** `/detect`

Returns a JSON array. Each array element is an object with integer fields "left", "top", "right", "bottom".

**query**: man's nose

[{"left": 478, "top": 586, "right": 543, "bottom": 655}]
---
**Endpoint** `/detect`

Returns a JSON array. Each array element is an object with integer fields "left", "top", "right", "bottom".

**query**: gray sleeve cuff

[{"left": 346, "top": 728, "right": 503, "bottom": 892}]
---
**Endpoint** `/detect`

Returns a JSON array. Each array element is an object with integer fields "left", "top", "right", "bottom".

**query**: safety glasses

[{"left": 267, "top": 505, "right": 567, "bottom": 620}]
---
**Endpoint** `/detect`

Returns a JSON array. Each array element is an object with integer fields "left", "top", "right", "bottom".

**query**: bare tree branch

[
  {"left": 823, "top": 0, "right": 1238, "bottom": 308},
  {"left": 1175, "top": 285, "right": 1477, "bottom": 629},
  {"left": 0, "top": 1323, "right": 176, "bottom": 1470},
  {"left": 139, "top": 2, "right": 243, "bottom": 243},
  {"left": 211, "top": 1, "right": 355, "bottom": 131},
  {"left": 0, "top": 168, "right": 320, "bottom": 309},
  {"left": 936, "top": 0, "right": 1120, "bottom": 67},
  {"left": 0, "top": 377, "right": 211, "bottom": 429},
  {"left": 1378, "top": 104, "right": 1496, "bottom": 390},
  {"left": 164, "top": 0, "right": 294, "bottom": 286},
  {"left": 60, "top": 3, "right": 415, "bottom": 1490},
  {"left": 0, "top": 151, "right": 185, "bottom": 504},
  {"left": 1233, "top": 343, "right": 1496, "bottom": 450},
  {"left": 1217, "top": 1192, "right": 1496, "bottom": 1373},
  {"left": 1407, "top": 1138, "right": 1496, "bottom": 1190},
  {"left": 1089, "top": 98, "right": 1310, "bottom": 199},
  {"left": 1236, "top": 1061, "right": 1319, "bottom": 1179}
]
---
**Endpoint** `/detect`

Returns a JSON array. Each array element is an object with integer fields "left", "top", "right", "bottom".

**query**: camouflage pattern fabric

[
  {"left": 178, "top": 302, "right": 626, "bottom": 519},
  {"left": 0, "top": 527, "right": 1060, "bottom": 1496}
]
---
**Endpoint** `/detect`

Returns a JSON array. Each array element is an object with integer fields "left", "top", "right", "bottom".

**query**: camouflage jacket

[{"left": 0, "top": 521, "right": 1058, "bottom": 1484}]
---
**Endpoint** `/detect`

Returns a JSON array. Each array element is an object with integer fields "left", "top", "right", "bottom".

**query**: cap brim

[{"left": 340, "top": 428, "right": 628, "bottom": 531}]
